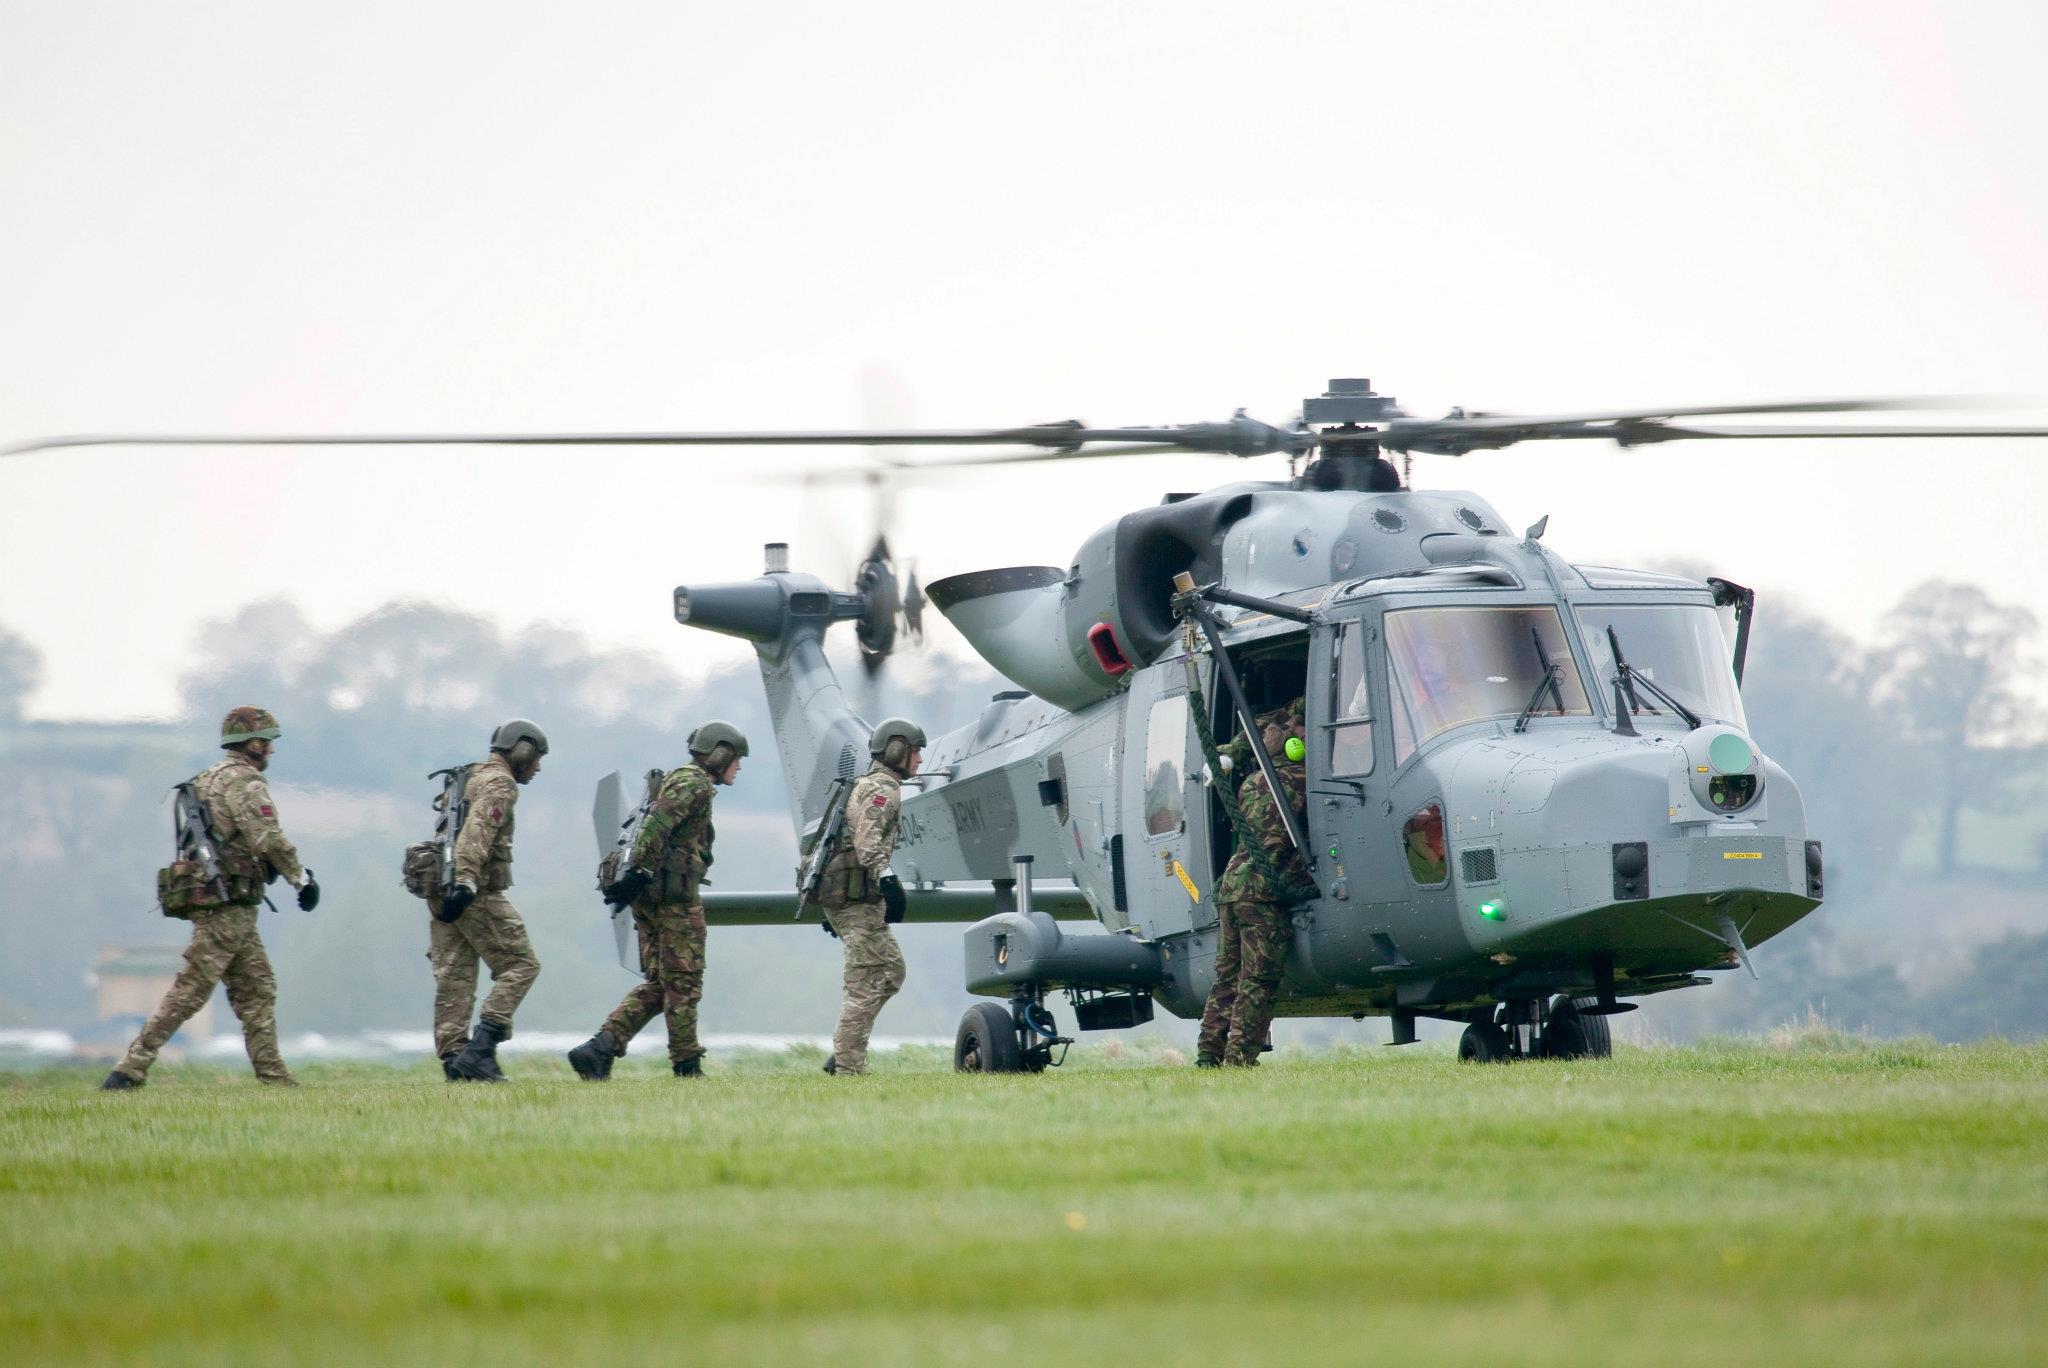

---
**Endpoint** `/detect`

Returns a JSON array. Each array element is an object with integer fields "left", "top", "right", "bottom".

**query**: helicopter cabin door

[{"left": 1119, "top": 660, "right": 1214, "bottom": 939}]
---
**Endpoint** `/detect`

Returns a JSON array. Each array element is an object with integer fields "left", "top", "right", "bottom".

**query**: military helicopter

[{"left": 12, "top": 383, "right": 2048, "bottom": 1068}]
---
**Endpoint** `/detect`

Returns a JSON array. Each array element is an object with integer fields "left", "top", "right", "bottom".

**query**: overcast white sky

[{"left": 3, "top": 2, "right": 2045, "bottom": 722}]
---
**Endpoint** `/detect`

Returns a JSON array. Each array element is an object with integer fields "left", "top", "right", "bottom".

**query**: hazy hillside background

[{"left": 1, "top": 578, "right": 2042, "bottom": 1047}]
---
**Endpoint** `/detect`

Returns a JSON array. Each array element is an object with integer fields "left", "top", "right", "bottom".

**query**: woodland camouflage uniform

[
  {"left": 816, "top": 762, "right": 908, "bottom": 1073},
  {"left": 426, "top": 753, "right": 539, "bottom": 1056},
  {"left": 1198, "top": 699, "right": 1309, "bottom": 1067},
  {"left": 598, "top": 762, "right": 716, "bottom": 1067},
  {"left": 114, "top": 719, "right": 303, "bottom": 1085}
]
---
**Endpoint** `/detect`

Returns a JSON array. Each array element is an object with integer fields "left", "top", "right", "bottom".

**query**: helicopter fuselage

[{"left": 677, "top": 483, "right": 1820, "bottom": 1033}]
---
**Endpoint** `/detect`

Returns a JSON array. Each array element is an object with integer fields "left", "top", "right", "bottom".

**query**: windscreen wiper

[
  {"left": 1513, "top": 664, "right": 1564, "bottom": 733},
  {"left": 1605, "top": 626, "right": 1702, "bottom": 731}
]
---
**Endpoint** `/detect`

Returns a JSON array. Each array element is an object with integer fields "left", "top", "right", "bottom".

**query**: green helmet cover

[
  {"left": 688, "top": 720, "right": 751, "bottom": 759},
  {"left": 489, "top": 718, "right": 550, "bottom": 756},
  {"left": 869, "top": 717, "right": 928, "bottom": 756}
]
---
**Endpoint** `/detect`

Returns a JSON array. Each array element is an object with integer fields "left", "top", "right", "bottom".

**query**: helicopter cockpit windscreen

[
  {"left": 1386, "top": 606, "right": 1592, "bottom": 765},
  {"left": 1575, "top": 604, "right": 1747, "bottom": 730}
]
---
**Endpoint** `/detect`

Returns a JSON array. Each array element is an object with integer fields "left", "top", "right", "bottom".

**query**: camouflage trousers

[
  {"left": 1197, "top": 900, "right": 1289, "bottom": 1066},
  {"left": 426, "top": 893, "right": 540, "bottom": 1058},
  {"left": 599, "top": 901, "right": 707, "bottom": 1066},
  {"left": 823, "top": 901, "right": 905, "bottom": 1074},
  {"left": 115, "top": 903, "right": 288, "bottom": 1082}
]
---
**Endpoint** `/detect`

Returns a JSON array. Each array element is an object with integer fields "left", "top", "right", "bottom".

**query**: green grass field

[{"left": 4, "top": 1036, "right": 2044, "bottom": 1366}]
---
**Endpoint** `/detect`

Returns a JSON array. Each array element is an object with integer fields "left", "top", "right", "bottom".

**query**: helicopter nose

[{"left": 1448, "top": 741, "right": 1818, "bottom": 966}]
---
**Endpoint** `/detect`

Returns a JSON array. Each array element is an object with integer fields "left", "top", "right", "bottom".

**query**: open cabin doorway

[{"left": 1204, "top": 632, "right": 1310, "bottom": 886}]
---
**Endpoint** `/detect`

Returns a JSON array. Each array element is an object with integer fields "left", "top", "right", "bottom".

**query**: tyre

[
  {"left": 1458, "top": 1019, "right": 1511, "bottom": 1063},
  {"left": 1542, "top": 995, "right": 1612, "bottom": 1059},
  {"left": 955, "top": 1002, "right": 1023, "bottom": 1073}
]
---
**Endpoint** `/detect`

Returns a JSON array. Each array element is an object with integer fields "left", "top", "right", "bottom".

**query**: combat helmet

[
  {"left": 489, "top": 718, "right": 550, "bottom": 756},
  {"left": 220, "top": 706, "right": 281, "bottom": 747},
  {"left": 687, "top": 720, "right": 751, "bottom": 760},
  {"left": 869, "top": 717, "right": 927, "bottom": 759}
]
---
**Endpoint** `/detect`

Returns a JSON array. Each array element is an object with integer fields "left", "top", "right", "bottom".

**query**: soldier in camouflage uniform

[
  {"left": 814, "top": 718, "right": 924, "bottom": 1075},
  {"left": 567, "top": 722, "right": 749, "bottom": 1081},
  {"left": 432, "top": 719, "right": 547, "bottom": 1082},
  {"left": 1197, "top": 697, "right": 1308, "bottom": 1068},
  {"left": 103, "top": 707, "right": 319, "bottom": 1090}
]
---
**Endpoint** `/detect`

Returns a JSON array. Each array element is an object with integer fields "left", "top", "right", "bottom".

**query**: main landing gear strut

[{"left": 1457, "top": 995, "right": 1614, "bottom": 1062}]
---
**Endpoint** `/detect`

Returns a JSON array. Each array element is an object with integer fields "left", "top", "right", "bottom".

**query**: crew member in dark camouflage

[
  {"left": 814, "top": 718, "right": 923, "bottom": 1075},
  {"left": 432, "top": 719, "right": 546, "bottom": 1082},
  {"left": 1197, "top": 697, "right": 1308, "bottom": 1068},
  {"left": 568, "top": 722, "right": 748, "bottom": 1081},
  {"left": 103, "top": 707, "right": 318, "bottom": 1090}
]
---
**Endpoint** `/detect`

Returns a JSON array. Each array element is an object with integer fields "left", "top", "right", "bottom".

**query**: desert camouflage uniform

[
  {"left": 114, "top": 751, "right": 302, "bottom": 1083},
  {"left": 816, "top": 761, "right": 907, "bottom": 1073},
  {"left": 426, "top": 754, "right": 539, "bottom": 1057},
  {"left": 1198, "top": 717, "right": 1309, "bottom": 1067},
  {"left": 598, "top": 762, "right": 716, "bottom": 1066}
]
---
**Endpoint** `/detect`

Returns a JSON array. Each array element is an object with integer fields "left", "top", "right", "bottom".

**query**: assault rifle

[
  {"left": 602, "top": 768, "right": 667, "bottom": 907},
  {"left": 171, "top": 781, "right": 229, "bottom": 904},
  {"left": 794, "top": 775, "right": 856, "bottom": 918},
  {"left": 428, "top": 764, "right": 474, "bottom": 899}
]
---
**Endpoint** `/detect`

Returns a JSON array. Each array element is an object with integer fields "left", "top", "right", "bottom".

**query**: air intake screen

[{"left": 1460, "top": 847, "right": 1499, "bottom": 884}]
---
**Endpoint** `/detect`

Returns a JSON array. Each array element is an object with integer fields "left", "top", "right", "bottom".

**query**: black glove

[
  {"left": 296, "top": 872, "right": 320, "bottom": 912},
  {"left": 819, "top": 914, "right": 839, "bottom": 938},
  {"left": 606, "top": 866, "right": 654, "bottom": 908},
  {"left": 880, "top": 874, "right": 907, "bottom": 924},
  {"left": 437, "top": 883, "right": 476, "bottom": 922}
]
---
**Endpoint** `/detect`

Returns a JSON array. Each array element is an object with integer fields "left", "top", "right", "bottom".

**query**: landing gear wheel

[
  {"left": 955, "top": 1002, "right": 1023, "bottom": 1073},
  {"left": 1542, "top": 995, "right": 1613, "bottom": 1060},
  {"left": 1458, "top": 1019, "right": 1511, "bottom": 1063}
]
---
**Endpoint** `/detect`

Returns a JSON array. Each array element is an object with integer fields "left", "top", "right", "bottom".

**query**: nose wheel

[{"left": 1458, "top": 995, "right": 1614, "bottom": 1062}]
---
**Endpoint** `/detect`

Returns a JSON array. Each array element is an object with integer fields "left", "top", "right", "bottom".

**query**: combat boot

[
  {"left": 449, "top": 1017, "right": 510, "bottom": 1083},
  {"left": 440, "top": 1052, "right": 459, "bottom": 1081},
  {"left": 672, "top": 1056, "right": 702, "bottom": 1078},
  {"left": 568, "top": 1032, "right": 619, "bottom": 1082},
  {"left": 257, "top": 1073, "right": 299, "bottom": 1087},
  {"left": 821, "top": 1057, "right": 837, "bottom": 1075},
  {"left": 1193, "top": 1055, "right": 1221, "bottom": 1069},
  {"left": 99, "top": 1070, "right": 142, "bottom": 1091}
]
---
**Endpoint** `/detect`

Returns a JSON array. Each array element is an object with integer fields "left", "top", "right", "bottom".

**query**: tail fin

[{"left": 674, "top": 547, "right": 872, "bottom": 836}]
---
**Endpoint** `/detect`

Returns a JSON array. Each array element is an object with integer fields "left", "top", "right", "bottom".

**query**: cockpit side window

[
  {"left": 1329, "top": 621, "right": 1375, "bottom": 776},
  {"left": 1402, "top": 802, "right": 1448, "bottom": 885}
]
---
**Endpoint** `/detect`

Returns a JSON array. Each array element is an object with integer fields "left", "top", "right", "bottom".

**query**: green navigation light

[{"left": 1479, "top": 900, "right": 1505, "bottom": 921}]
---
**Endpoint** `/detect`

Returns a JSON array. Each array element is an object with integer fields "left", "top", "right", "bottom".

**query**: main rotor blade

[
  {"left": 1379, "top": 415, "right": 2048, "bottom": 455},
  {"left": 1, "top": 415, "right": 1302, "bottom": 460},
  {"left": 1449, "top": 395, "right": 1999, "bottom": 427}
]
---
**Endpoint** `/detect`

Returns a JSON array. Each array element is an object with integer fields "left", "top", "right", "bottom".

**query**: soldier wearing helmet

[
  {"left": 814, "top": 717, "right": 925, "bottom": 1075},
  {"left": 433, "top": 718, "right": 547, "bottom": 1082},
  {"left": 569, "top": 721, "right": 749, "bottom": 1081},
  {"left": 1197, "top": 696, "right": 1309, "bottom": 1068},
  {"left": 103, "top": 707, "right": 317, "bottom": 1091}
]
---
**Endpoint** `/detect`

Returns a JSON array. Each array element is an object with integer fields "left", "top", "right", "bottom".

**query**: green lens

[
  {"left": 1708, "top": 733, "right": 1752, "bottom": 774},
  {"left": 1284, "top": 736, "right": 1305, "bottom": 762}
]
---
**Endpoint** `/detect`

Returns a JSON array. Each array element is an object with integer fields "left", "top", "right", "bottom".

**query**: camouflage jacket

[
  {"left": 1213, "top": 757, "right": 1308, "bottom": 905},
  {"left": 817, "top": 762, "right": 901, "bottom": 908},
  {"left": 195, "top": 751, "right": 303, "bottom": 893},
  {"left": 453, "top": 754, "right": 518, "bottom": 892},
  {"left": 629, "top": 762, "right": 716, "bottom": 905}
]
